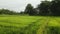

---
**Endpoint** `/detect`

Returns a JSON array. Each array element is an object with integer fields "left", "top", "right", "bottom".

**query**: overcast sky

[{"left": 0, "top": 0, "right": 48, "bottom": 12}]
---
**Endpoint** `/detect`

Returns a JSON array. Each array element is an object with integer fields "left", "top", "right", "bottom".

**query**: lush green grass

[
  {"left": 0, "top": 15, "right": 60, "bottom": 34},
  {"left": 0, "top": 15, "right": 41, "bottom": 34}
]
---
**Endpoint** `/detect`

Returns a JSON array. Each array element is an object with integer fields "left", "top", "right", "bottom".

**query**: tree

[
  {"left": 20, "top": 11, "right": 24, "bottom": 14},
  {"left": 24, "top": 4, "right": 35, "bottom": 15},
  {"left": 33, "top": 8, "right": 40, "bottom": 15},
  {"left": 50, "top": 0, "right": 60, "bottom": 16},
  {"left": 37, "top": 1, "right": 51, "bottom": 16},
  {"left": 0, "top": 9, "right": 18, "bottom": 15}
]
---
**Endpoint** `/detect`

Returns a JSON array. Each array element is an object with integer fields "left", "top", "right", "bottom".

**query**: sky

[{"left": 0, "top": 0, "right": 50, "bottom": 12}]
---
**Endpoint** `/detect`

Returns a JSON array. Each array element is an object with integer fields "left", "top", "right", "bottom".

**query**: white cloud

[{"left": 0, "top": 0, "right": 41, "bottom": 12}]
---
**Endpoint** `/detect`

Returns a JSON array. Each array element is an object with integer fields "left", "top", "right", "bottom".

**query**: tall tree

[
  {"left": 24, "top": 4, "right": 35, "bottom": 15},
  {"left": 50, "top": 0, "right": 60, "bottom": 16},
  {"left": 37, "top": 1, "right": 51, "bottom": 16}
]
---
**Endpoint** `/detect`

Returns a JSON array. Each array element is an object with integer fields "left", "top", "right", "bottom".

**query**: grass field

[{"left": 0, "top": 15, "right": 60, "bottom": 34}]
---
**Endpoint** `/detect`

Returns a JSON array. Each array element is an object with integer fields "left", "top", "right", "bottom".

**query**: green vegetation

[
  {"left": 0, "top": 0, "right": 60, "bottom": 34},
  {"left": 0, "top": 15, "right": 60, "bottom": 34},
  {"left": 23, "top": 0, "right": 60, "bottom": 16}
]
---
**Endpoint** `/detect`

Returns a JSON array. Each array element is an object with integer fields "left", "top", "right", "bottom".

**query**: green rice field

[{"left": 0, "top": 15, "right": 60, "bottom": 34}]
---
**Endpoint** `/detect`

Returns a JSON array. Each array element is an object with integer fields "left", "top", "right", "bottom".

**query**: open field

[{"left": 0, "top": 15, "right": 60, "bottom": 34}]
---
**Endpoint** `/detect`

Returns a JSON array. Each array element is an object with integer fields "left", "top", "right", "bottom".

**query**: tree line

[
  {"left": 0, "top": 0, "right": 60, "bottom": 16},
  {"left": 23, "top": 0, "right": 60, "bottom": 16},
  {"left": 0, "top": 9, "right": 20, "bottom": 15}
]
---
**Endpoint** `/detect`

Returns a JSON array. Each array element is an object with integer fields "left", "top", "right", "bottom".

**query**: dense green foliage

[
  {"left": 37, "top": 1, "right": 51, "bottom": 16},
  {"left": 38, "top": 0, "right": 60, "bottom": 16},
  {"left": 0, "top": 9, "right": 20, "bottom": 15},
  {"left": 24, "top": 0, "right": 60, "bottom": 16},
  {"left": 24, "top": 4, "right": 37, "bottom": 15},
  {"left": 50, "top": 0, "right": 60, "bottom": 16}
]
